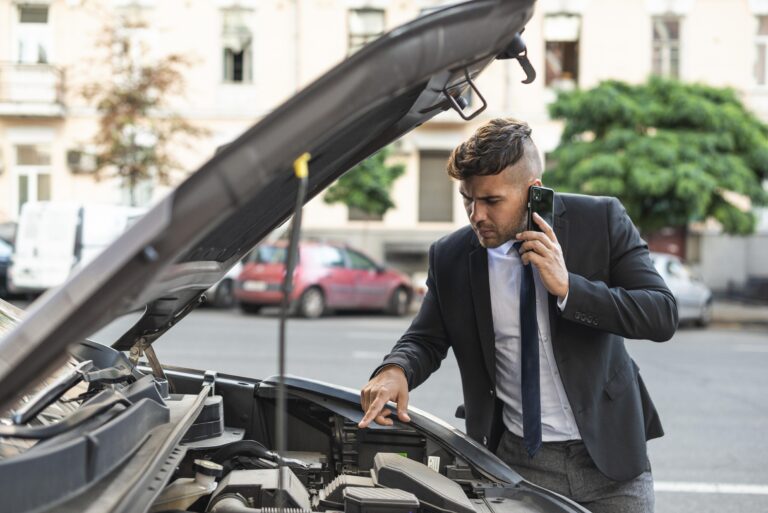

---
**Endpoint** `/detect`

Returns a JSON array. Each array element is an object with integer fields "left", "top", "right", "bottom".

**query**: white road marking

[{"left": 655, "top": 481, "right": 768, "bottom": 495}]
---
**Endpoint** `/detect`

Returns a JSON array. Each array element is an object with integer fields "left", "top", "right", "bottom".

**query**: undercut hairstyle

[{"left": 446, "top": 118, "right": 540, "bottom": 181}]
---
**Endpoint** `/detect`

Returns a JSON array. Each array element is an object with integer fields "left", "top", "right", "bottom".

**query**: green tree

[
  {"left": 324, "top": 146, "right": 405, "bottom": 218},
  {"left": 82, "top": 16, "right": 206, "bottom": 206},
  {"left": 547, "top": 78, "right": 768, "bottom": 234}
]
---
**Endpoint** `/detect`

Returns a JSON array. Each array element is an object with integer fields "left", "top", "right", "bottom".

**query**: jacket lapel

[
  {"left": 469, "top": 240, "right": 497, "bottom": 386},
  {"left": 549, "top": 195, "right": 568, "bottom": 340}
]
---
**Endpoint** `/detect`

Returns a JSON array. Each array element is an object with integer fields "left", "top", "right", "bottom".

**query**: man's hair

[{"left": 447, "top": 118, "right": 539, "bottom": 181}]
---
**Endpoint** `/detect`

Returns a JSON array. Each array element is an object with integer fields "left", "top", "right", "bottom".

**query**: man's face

[{"left": 459, "top": 163, "right": 541, "bottom": 249}]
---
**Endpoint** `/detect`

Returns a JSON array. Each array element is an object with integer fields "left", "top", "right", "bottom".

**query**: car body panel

[{"left": 237, "top": 242, "right": 411, "bottom": 313}]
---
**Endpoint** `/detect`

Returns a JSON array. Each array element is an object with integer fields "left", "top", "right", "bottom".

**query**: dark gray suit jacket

[{"left": 377, "top": 193, "right": 678, "bottom": 482}]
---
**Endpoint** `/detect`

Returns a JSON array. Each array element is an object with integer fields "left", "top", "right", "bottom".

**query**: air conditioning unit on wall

[{"left": 67, "top": 149, "right": 98, "bottom": 174}]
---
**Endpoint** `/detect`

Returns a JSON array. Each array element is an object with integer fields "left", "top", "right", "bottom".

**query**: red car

[{"left": 236, "top": 241, "right": 413, "bottom": 318}]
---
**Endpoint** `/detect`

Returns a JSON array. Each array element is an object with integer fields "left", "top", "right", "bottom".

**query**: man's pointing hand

[{"left": 359, "top": 365, "right": 411, "bottom": 428}]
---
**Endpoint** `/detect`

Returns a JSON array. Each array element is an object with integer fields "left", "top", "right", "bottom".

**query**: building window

[
  {"left": 15, "top": 143, "right": 52, "bottom": 213},
  {"left": 544, "top": 14, "right": 580, "bottom": 88},
  {"left": 755, "top": 16, "right": 768, "bottom": 86},
  {"left": 222, "top": 9, "right": 253, "bottom": 83},
  {"left": 348, "top": 8, "right": 385, "bottom": 54},
  {"left": 16, "top": 4, "right": 50, "bottom": 64},
  {"left": 652, "top": 16, "right": 681, "bottom": 79},
  {"left": 418, "top": 151, "right": 453, "bottom": 223},
  {"left": 114, "top": 6, "right": 155, "bottom": 75}
]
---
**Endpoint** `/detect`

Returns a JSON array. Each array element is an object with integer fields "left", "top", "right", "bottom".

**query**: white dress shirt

[{"left": 488, "top": 240, "right": 581, "bottom": 441}]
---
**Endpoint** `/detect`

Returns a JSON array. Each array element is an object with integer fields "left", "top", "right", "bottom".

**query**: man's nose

[{"left": 469, "top": 202, "right": 485, "bottom": 223}]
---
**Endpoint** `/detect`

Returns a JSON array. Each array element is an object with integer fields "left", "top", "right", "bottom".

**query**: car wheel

[
  {"left": 298, "top": 287, "right": 325, "bottom": 319},
  {"left": 695, "top": 299, "right": 713, "bottom": 328},
  {"left": 212, "top": 279, "right": 236, "bottom": 308},
  {"left": 387, "top": 287, "right": 411, "bottom": 317},
  {"left": 239, "top": 302, "right": 262, "bottom": 314}
]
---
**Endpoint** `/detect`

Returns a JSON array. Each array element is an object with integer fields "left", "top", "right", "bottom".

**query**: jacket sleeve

[
  {"left": 559, "top": 198, "right": 678, "bottom": 342},
  {"left": 372, "top": 243, "right": 451, "bottom": 390}
]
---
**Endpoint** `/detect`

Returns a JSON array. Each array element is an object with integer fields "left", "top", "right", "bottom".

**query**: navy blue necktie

[{"left": 514, "top": 241, "right": 541, "bottom": 457}]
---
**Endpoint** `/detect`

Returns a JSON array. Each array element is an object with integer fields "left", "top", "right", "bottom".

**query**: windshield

[{"left": 250, "top": 245, "right": 288, "bottom": 265}]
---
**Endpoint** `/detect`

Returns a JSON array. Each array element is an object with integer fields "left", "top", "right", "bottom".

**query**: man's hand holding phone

[
  {"left": 518, "top": 194, "right": 569, "bottom": 301},
  {"left": 359, "top": 365, "right": 411, "bottom": 428}
]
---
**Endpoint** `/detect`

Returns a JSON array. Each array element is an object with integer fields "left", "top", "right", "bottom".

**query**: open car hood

[{"left": 0, "top": 0, "right": 535, "bottom": 412}]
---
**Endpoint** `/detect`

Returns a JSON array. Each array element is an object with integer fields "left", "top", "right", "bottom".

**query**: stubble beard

[{"left": 474, "top": 220, "right": 525, "bottom": 249}]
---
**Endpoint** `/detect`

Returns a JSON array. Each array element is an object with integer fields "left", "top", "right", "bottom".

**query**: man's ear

[{"left": 532, "top": 178, "right": 543, "bottom": 187}]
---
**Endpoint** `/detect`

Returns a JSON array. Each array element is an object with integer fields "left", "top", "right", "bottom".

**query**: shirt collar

[{"left": 488, "top": 239, "right": 517, "bottom": 256}]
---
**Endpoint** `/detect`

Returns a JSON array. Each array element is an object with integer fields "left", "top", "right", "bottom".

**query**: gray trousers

[{"left": 496, "top": 431, "right": 655, "bottom": 513}]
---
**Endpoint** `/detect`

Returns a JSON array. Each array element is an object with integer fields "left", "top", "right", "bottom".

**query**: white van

[{"left": 8, "top": 202, "right": 145, "bottom": 294}]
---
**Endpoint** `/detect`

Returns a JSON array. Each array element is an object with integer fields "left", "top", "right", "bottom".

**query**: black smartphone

[{"left": 527, "top": 185, "right": 555, "bottom": 232}]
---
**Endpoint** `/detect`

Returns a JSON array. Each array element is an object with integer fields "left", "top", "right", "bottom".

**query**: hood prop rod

[
  {"left": 443, "top": 68, "right": 487, "bottom": 121},
  {"left": 275, "top": 152, "right": 311, "bottom": 512}
]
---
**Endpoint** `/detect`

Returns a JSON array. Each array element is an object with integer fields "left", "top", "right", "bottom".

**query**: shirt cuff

[
  {"left": 373, "top": 363, "right": 407, "bottom": 379},
  {"left": 557, "top": 291, "right": 569, "bottom": 311}
]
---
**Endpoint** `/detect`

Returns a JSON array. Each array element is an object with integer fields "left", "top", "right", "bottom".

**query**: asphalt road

[{"left": 89, "top": 307, "right": 768, "bottom": 513}]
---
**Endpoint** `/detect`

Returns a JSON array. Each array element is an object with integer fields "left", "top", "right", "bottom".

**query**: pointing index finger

[{"left": 358, "top": 390, "right": 389, "bottom": 428}]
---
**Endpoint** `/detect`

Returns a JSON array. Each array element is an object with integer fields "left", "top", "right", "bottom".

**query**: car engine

[{"left": 0, "top": 339, "right": 582, "bottom": 513}]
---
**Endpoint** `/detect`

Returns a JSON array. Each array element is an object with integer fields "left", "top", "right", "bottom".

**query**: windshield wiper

[
  {"left": 10, "top": 360, "right": 94, "bottom": 425},
  {"left": 1, "top": 390, "right": 130, "bottom": 439}
]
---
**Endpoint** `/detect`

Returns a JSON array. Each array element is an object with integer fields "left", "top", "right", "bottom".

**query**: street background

[{"left": 2, "top": 1, "right": 768, "bottom": 511}]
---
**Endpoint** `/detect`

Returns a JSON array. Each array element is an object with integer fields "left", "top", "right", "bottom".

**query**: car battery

[{"left": 343, "top": 486, "right": 419, "bottom": 513}]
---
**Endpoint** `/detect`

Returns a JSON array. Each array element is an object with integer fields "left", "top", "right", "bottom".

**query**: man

[{"left": 359, "top": 118, "right": 677, "bottom": 512}]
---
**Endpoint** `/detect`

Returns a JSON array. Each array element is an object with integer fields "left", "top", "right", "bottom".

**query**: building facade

[{"left": 1, "top": 0, "right": 766, "bottom": 287}]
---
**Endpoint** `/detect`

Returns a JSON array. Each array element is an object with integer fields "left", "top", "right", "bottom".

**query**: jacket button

[{"left": 483, "top": 436, "right": 488, "bottom": 446}]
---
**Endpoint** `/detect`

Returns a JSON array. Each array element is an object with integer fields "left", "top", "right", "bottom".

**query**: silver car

[{"left": 651, "top": 252, "right": 713, "bottom": 326}]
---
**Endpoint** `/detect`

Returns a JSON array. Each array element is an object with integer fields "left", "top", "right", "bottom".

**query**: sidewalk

[{"left": 712, "top": 299, "right": 768, "bottom": 328}]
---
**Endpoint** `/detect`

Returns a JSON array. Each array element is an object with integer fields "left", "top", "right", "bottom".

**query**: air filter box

[{"left": 343, "top": 486, "right": 419, "bottom": 513}]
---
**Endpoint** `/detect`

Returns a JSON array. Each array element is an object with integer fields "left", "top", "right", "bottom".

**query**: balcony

[{"left": 0, "top": 62, "right": 65, "bottom": 117}]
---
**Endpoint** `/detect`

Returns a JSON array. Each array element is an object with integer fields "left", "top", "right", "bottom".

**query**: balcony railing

[{"left": 0, "top": 62, "right": 65, "bottom": 117}]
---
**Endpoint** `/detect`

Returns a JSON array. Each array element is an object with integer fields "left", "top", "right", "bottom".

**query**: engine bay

[{"left": 0, "top": 339, "right": 580, "bottom": 513}]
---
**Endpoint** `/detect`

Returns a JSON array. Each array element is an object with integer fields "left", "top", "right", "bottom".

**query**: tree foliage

[
  {"left": 547, "top": 78, "right": 768, "bottom": 234},
  {"left": 82, "top": 16, "right": 206, "bottom": 205},
  {"left": 324, "top": 147, "right": 405, "bottom": 218}
]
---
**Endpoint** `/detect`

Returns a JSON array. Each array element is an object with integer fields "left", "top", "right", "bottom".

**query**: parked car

[
  {"left": 204, "top": 261, "right": 242, "bottom": 308},
  {"left": 0, "top": 238, "right": 11, "bottom": 298},
  {"left": 237, "top": 241, "right": 413, "bottom": 318},
  {"left": 651, "top": 252, "right": 713, "bottom": 326},
  {"left": 8, "top": 201, "right": 145, "bottom": 295},
  {"left": 0, "top": 2, "right": 587, "bottom": 512},
  {"left": 411, "top": 270, "right": 429, "bottom": 304}
]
